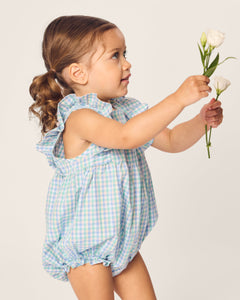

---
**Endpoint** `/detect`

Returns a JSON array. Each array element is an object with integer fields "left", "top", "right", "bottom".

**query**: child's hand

[
  {"left": 174, "top": 75, "right": 212, "bottom": 107},
  {"left": 200, "top": 98, "right": 223, "bottom": 128}
]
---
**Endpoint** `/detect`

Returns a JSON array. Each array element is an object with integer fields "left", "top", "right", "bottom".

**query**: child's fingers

[
  {"left": 208, "top": 100, "right": 222, "bottom": 110},
  {"left": 199, "top": 84, "right": 212, "bottom": 93},
  {"left": 205, "top": 107, "right": 223, "bottom": 126},
  {"left": 208, "top": 98, "right": 216, "bottom": 105},
  {"left": 209, "top": 115, "right": 224, "bottom": 128},
  {"left": 208, "top": 109, "right": 222, "bottom": 116},
  {"left": 195, "top": 75, "right": 210, "bottom": 83},
  {"left": 205, "top": 108, "right": 221, "bottom": 117},
  {"left": 206, "top": 117, "right": 223, "bottom": 128}
]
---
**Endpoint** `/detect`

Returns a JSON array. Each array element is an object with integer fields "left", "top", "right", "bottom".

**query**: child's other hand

[
  {"left": 174, "top": 75, "right": 212, "bottom": 107},
  {"left": 200, "top": 98, "right": 223, "bottom": 128}
]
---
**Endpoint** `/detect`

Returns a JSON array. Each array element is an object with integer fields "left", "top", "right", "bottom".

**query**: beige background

[{"left": 1, "top": 0, "right": 239, "bottom": 299}]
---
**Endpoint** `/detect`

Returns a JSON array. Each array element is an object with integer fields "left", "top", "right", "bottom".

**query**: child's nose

[{"left": 123, "top": 58, "right": 131, "bottom": 70}]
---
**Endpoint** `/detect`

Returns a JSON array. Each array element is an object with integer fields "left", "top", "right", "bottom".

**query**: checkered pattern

[{"left": 36, "top": 93, "right": 158, "bottom": 281}]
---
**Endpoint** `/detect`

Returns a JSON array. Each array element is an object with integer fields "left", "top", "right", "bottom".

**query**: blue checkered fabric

[{"left": 36, "top": 93, "right": 158, "bottom": 281}]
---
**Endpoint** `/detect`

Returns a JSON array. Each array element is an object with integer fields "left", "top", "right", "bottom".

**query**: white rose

[
  {"left": 207, "top": 29, "right": 225, "bottom": 48},
  {"left": 214, "top": 76, "right": 231, "bottom": 94}
]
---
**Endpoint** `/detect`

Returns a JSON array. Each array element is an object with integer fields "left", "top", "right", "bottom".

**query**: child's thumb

[
  {"left": 208, "top": 98, "right": 216, "bottom": 109},
  {"left": 209, "top": 97, "right": 216, "bottom": 104}
]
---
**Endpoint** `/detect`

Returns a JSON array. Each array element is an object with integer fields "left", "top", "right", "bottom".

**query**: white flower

[
  {"left": 207, "top": 29, "right": 225, "bottom": 48},
  {"left": 214, "top": 76, "right": 231, "bottom": 94}
]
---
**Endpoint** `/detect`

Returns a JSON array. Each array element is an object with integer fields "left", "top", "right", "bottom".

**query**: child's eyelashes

[
  {"left": 112, "top": 52, "right": 119, "bottom": 59},
  {"left": 112, "top": 50, "right": 127, "bottom": 60}
]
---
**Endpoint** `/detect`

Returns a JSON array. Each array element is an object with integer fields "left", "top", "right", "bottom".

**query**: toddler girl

[{"left": 29, "top": 15, "right": 223, "bottom": 300}]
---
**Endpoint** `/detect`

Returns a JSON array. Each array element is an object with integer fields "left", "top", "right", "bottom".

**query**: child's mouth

[{"left": 121, "top": 74, "right": 131, "bottom": 82}]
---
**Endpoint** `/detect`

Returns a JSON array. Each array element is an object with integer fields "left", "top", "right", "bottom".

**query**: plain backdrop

[{"left": 1, "top": 0, "right": 239, "bottom": 299}]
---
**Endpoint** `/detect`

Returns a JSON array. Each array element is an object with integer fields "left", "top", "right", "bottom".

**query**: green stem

[
  {"left": 209, "top": 126, "right": 212, "bottom": 143},
  {"left": 207, "top": 144, "right": 211, "bottom": 159},
  {"left": 203, "top": 46, "right": 206, "bottom": 73},
  {"left": 205, "top": 124, "right": 210, "bottom": 159},
  {"left": 205, "top": 124, "right": 208, "bottom": 145},
  {"left": 205, "top": 48, "right": 212, "bottom": 69},
  {"left": 206, "top": 94, "right": 220, "bottom": 159}
]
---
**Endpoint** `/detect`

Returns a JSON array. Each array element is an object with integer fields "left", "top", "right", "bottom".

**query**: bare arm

[
  {"left": 151, "top": 98, "right": 223, "bottom": 153},
  {"left": 66, "top": 76, "right": 211, "bottom": 149},
  {"left": 66, "top": 93, "right": 183, "bottom": 149}
]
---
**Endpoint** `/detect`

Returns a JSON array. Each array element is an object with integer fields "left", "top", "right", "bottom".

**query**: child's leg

[
  {"left": 113, "top": 251, "right": 157, "bottom": 300},
  {"left": 67, "top": 263, "right": 114, "bottom": 300}
]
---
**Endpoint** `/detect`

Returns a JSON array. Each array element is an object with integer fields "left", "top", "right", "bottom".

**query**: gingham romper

[{"left": 36, "top": 93, "right": 158, "bottom": 281}]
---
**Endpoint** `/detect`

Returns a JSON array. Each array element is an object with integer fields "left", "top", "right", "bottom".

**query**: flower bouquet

[{"left": 198, "top": 29, "right": 236, "bottom": 158}]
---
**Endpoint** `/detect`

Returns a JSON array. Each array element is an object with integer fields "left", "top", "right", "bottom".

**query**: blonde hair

[{"left": 29, "top": 15, "right": 117, "bottom": 135}]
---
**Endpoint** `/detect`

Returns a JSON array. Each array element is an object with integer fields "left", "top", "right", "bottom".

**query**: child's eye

[
  {"left": 112, "top": 52, "right": 119, "bottom": 59},
  {"left": 112, "top": 50, "right": 127, "bottom": 60}
]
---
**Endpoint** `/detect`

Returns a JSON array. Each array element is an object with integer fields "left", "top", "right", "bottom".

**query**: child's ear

[{"left": 68, "top": 63, "right": 88, "bottom": 85}]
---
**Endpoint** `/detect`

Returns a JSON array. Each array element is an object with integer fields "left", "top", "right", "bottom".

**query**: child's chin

[
  {"left": 120, "top": 90, "right": 128, "bottom": 97},
  {"left": 111, "top": 89, "right": 128, "bottom": 99}
]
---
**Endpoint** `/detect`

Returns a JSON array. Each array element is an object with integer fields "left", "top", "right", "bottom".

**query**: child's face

[{"left": 86, "top": 28, "right": 131, "bottom": 101}]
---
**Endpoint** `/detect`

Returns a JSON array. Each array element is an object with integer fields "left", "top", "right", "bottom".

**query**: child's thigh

[
  {"left": 67, "top": 263, "right": 114, "bottom": 300},
  {"left": 113, "top": 251, "right": 157, "bottom": 300}
]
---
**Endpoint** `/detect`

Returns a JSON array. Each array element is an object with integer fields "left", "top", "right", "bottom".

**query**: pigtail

[
  {"left": 29, "top": 15, "right": 117, "bottom": 137},
  {"left": 29, "top": 70, "right": 63, "bottom": 136}
]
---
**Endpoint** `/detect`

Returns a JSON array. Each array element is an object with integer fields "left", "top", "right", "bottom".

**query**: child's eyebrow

[{"left": 108, "top": 46, "right": 127, "bottom": 53}]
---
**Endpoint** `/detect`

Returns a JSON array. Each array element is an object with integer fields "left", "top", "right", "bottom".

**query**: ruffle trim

[
  {"left": 36, "top": 93, "right": 153, "bottom": 169},
  {"left": 110, "top": 96, "right": 150, "bottom": 120},
  {"left": 44, "top": 256, "right": 112, "bottom": 282},
  {"left": 36, "top": 93, "right": 113, "bottom": 169},
  {"left": 58, "top": 93, "right": 113, "bottom": 127}
]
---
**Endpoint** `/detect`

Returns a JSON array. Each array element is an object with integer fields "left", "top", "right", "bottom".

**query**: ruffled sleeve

[
  {"left": 36, "top": 93, "right": 113, "bottom": 170},
  {"left": 110, "top": 96, "right": 154, "bottom": 151}
]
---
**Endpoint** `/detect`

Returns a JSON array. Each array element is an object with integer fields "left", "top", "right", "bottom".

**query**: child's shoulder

[
  {"left": 111, "top": 95, "right": 150, "bottom": 119},
  {"left": 57, "top": 93, "right": 149, "bottom": 123},
  {"left": 57, "top": 93, "right": 113, "bottom": 124}
]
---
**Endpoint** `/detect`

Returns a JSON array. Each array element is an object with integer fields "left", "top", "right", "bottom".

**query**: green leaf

[
  {"left": 208, "top": 53, "right": 219, "bottom": 69},
  {"left": 198, "top": 43, "right": 205, "bottom": 66},
  {"left": 218, "top": 56, "right": 237, "bottom": 66},
  {"left": 203, "top": 66, "right": 217, "bottom": 77},
  {"left": 203, "top": 53, "right": 219, "bottom": 77}
]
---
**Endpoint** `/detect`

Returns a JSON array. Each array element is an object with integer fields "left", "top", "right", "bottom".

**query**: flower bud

[{"left": 200, "top": 32, "right": 207, "bottom": 48}]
